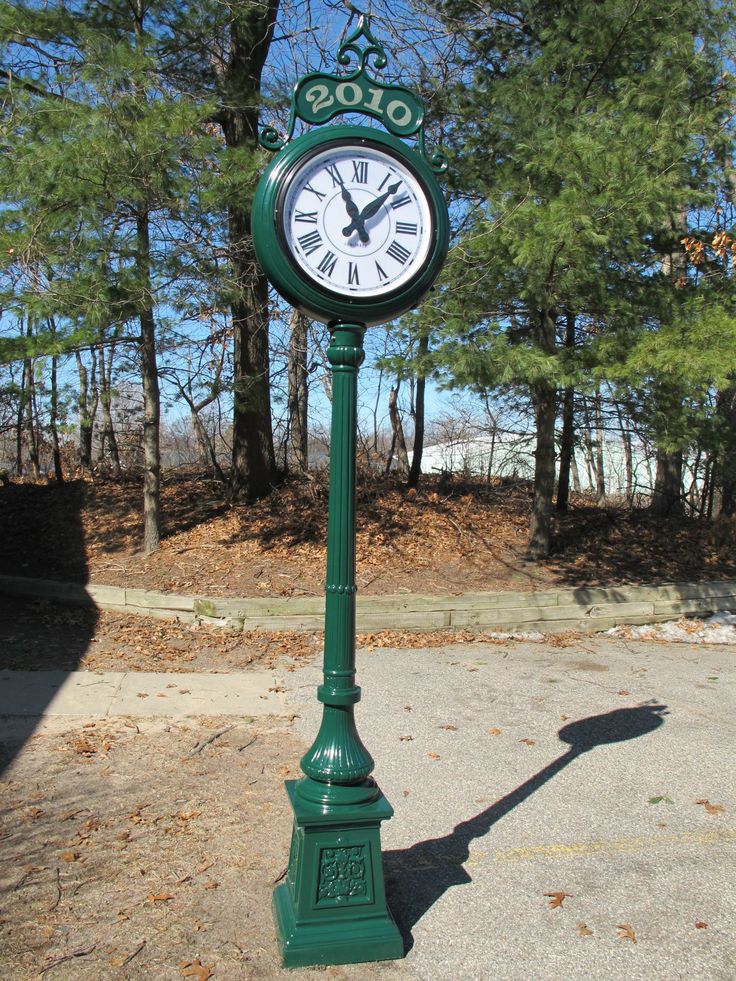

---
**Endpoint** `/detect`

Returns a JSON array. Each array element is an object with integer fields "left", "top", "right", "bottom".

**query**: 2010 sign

[{"left": 294, "top": 73, "right": 423, "bottom": 138}]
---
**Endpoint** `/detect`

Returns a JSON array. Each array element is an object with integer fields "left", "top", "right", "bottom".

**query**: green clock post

[{"left": 252, "top": 13, "right": 448, "bottom": 967}]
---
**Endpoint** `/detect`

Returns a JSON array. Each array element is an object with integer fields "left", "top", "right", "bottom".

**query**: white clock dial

[{"left": 281, "top": 143, "right": 433, "bottom": 298}]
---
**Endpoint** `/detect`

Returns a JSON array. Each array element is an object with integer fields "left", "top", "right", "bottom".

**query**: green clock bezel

[{"left": 252, "top": 125, "right": 449, "bottom": 326}]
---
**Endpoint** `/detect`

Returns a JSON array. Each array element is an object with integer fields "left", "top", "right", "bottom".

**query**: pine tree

[
  {"left": 0, "top": 1, "right": 219, "bottom": 549},
  {"left": 423, "top": 0, "right": 733, "bottom": 556}
]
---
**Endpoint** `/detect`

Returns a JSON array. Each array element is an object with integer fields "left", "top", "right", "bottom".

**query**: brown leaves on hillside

[{"left": 3, "top": 470, "right": 735, "bottom": 620}]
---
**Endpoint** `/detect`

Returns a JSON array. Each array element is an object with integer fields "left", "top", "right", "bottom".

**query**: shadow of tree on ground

[{"left": 0, "top": 481, "right": 96, "bottom": 774}]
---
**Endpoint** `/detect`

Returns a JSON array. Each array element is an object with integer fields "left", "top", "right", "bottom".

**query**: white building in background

[{"left": 411, "top": 432, "right": 657, "bottom": 499}]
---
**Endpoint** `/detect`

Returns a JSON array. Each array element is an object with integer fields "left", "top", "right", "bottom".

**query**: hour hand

[{"left": 341, "top": 187, "right": 368, "bottom": 243}]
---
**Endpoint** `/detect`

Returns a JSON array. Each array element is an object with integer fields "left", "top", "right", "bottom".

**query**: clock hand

[
  {"left": 342, "top": 180, "right": 403, "bottom": 239},
  {"left": 341, "top": 186, "right": 369, "bottom": 243},
  {"left": 357, "top": 181, "right": 403, "bottom": 223}
]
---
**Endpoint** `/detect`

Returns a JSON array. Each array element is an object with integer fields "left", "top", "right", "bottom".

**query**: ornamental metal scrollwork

[{"left": 259, "top": 12, "right": 447, "bottom": 173}]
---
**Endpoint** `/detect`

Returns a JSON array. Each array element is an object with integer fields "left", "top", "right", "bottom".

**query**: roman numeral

[
  {"left": 352, "top": 160, "right": 369, "bottom": 183},
  {"left": 295, "top": 210, "right": 318, "bottom": 223},
  {"left": 348, "top": 262, "right": 360, "bottom": 285},
  {"left": 325, "top": 164, "right": 344, "bottom": 187},
  {"left": 396, "top": 221, "right": 418, "bottom": 235},
  {"left": 386, "top": 240, "right": 411, "bottom": 265},
  {"left": 304, "top": 182, "right": 325, "bottom": 200},
  {"left": 375, "top": 261, "right": 388, "bottom": 281},
  {"left": 317, "top": 250, "right": 338, "bottom": 277},
  {"left": 391, "top": 193, "right": 412, "bottom": 210},
  {"left": 298, "top": 230, "right": 322, "bottom": 256},
  {"left": 377, "top": 172, "right": 394, "bottom": 191}
]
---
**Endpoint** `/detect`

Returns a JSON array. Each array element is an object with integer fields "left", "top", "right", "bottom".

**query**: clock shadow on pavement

[{"left": 383, "top": 702, "right": 668, "bottom": 950}]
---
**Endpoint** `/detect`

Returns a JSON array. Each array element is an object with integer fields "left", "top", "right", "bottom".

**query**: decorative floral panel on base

[{"left": 317, "top": 845, "right": 369, "bottom": 904}]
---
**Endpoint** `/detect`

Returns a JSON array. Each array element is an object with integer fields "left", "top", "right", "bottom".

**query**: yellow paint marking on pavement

[{"left": 465, "top": 828, "right": 736, "bottom": 866}]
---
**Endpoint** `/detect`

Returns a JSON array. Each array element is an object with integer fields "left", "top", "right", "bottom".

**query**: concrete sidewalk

[
  {"left": 1, "top": 635, "right": 734, "bottom": 980},
  {"left": 0, "top": 667, "right": 288, "bottom": 718}
]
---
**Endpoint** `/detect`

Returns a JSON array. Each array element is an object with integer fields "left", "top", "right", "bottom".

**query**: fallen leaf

[
  {"left": 399, "top": 735, "right": 414, "bottom": 742},
  {"left": 695, "top": 921, "right": 708, "bottom": 929},
  {"left": 560, "top": 715, "right": 570, "bottom": 721},
  {"left": 576, "top": 921, "right": 593, "bottom": 936},
  {"left": 519, "top": 738, "right": 536, "bottom": 746},
  {"left": 617, "top": 690, "right": 631, "bottom": 696},
  {"left": 544, "top": 891, "right": 572, "bottom": 909},
  {"left": 427, "top": 752, "right": 441, "bottom": 760},
  {"left": 616, "top": 923, "right": 637, "bottom": 943},
  {"left": 137, "top": 692, "right": 149, "bottom": 699},
  {"left": 488, "top": 727, "right": 502, "bottom": 736},
  {"left": 203, "top": 881, "right": 219, "bottom": 890},
  {"left": 696, "top": 799, "right": 725, "bottom": 815},
  {"left": 147, "top": 893, "right": 175, "bottom": 903},
  {"left": 648, "top": 796, "right": 674, "bottom": 805},
  {"left": 61, "top": 851, "right": 80, "bottom": 863},
  {"left": 439, "top": 724, "right": 458, "bottom": 731},
  {"left": 179, "top": 961, "right": 215, "bottom": 981},
  {"left": 403, "top": 789, "right": 410, "bottom": 797}
]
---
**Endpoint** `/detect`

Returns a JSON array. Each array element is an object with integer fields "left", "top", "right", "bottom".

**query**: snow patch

[{"left": 605, "top": 611, "right": 736, "bottom": 645}]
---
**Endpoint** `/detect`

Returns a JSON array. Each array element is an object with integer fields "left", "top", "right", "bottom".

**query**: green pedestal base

[{"left": 273, "top": 779, "right": 404, "bottom": 968}]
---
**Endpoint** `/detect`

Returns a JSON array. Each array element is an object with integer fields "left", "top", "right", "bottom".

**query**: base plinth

[{"left": 272, "top": 779, "right": 404, "bottom": 967}]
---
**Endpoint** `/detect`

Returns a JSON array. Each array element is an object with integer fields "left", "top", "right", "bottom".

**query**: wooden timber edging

[{"left": 1, "top": 574, "right": 735, "bottom": 636}]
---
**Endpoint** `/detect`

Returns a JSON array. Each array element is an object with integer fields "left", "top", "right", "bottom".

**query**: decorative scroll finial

[{"left": 259, "top": 9, "right": 447, "bottom": 173}]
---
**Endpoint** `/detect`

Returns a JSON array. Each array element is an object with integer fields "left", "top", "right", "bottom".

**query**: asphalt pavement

[{"left": 1, "top": 634, "right": 734, "bottom": 980}]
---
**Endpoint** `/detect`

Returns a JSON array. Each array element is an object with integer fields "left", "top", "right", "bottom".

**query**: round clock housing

[{"left": 252, "top": 126, "right": 449, "bottom": 326}]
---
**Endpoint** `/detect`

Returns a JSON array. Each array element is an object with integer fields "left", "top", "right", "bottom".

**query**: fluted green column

[
  {"left": 272, "top": 323, "right": 403, "bottom": 967},
  {"left": 299, "top": 324, "right": 374, "bottom": 799}
]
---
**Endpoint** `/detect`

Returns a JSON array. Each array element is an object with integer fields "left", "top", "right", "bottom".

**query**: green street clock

[
  {"left": 255, "top": 13, "right": 449, "bottom": 968},
  {"left": 252, "top": 14, "right": 449, "bottom": 327},
  {"left": 253, "top": 126, "right": 448, "bottom": 326}
]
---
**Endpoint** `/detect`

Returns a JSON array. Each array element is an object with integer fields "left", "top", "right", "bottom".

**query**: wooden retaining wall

[{"left": 1, "top": 574, "right": 735, "bottom": 636}]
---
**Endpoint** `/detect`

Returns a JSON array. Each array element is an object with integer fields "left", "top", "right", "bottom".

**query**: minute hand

[{"left": 342, "top": 181, "right": 403, "bottom": 238}]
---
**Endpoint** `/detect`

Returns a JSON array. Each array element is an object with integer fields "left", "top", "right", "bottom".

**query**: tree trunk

[
  {"left": 556, "top": 389, "right": 574, "bottom": 512},
  {"left": 614, "top": 400, "right": 633, "bottom": 504},
  {"left": 593, "top": 388, "right": 606, "bottom": 505},
  {"left": 556, "top": 313, "right": 576, "bottom": 512},
  {"left": 137, "top": 210, "right": 162, "bottom": 554},
  {"left": 651, "top": 448, "right": 683, "bottom": 516},
  {"left": 407, "top": 333, "right": 429, "bottom": 490},
  {"left": 286, "top": 309, "right": 309, "bottom": 474},
  {"left": 98, "top": 342, "right": 121, "bottom": 476},
  {"left": 191, "top": 407, "right": 226, "bottom": 483},
  {"left": 570, "top": 447, "right": 582, "bottom": 494},
  {"left": 580, "top": 394, "right": 596, "bottom": 492},
  {"left": 75, "top": 351, "right": 94, "bottom": 471},
  {"left": 219, "top": 6, "right": 279, "bottom": 501},
  {"left": 527, "top": 308, "right": 557, "bottom": 560},
  {"left": 15, "top": 360, "right": 23, "bottom": 475},
  {"left": 22, "top": 343, "right": 40, "bottom": 479},
  {"left": 716, "top": 387, "right": 736, "bottom": 516},
  {"left": 50, "top": 355, "right": 63, "bottom": 482},
  {"left": 386, "top": 380, "right": 409, "bottom": 476}
]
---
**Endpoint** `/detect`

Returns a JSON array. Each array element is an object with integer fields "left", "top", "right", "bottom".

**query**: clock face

[{"left": 279, "top": 142, "right": 434, "bottom": 299}]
